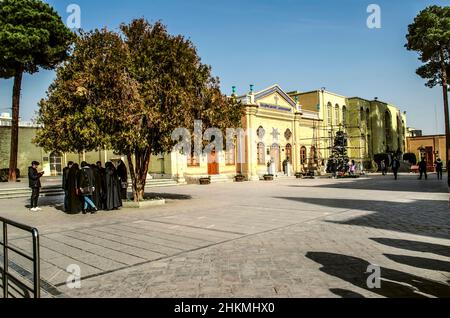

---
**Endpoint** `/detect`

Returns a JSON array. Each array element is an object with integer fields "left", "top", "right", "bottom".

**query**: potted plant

[
  {"left": 263, "top": 174, "right": 274, "bottom": 181},
  {"left": 234, "top": 174, "right": 246, "bottom": 182}
]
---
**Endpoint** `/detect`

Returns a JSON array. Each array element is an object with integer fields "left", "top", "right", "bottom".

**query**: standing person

[
  {"left": 434, "top": 158, "right": 443, "bottom": 180},
  {"left": 418, "top": 158, "right": 428, "bottom": 180},
  {"left": 392, "top": 157, "right": 400, "bottom": 180},
  {"left": 78, "top": 162, "right": 98, "bottom": 214},
  {"left": 116, "top": 159, "right": 128, "bottom": 200},
  {"left": 91, "top": 164, "right": 103, "bottom": 210},
  {"left": 97, "top": 161, "right": 106, "bottom": 208},
  {"left": 62, "top": 161, "right": 74, "bottom": 212},
  {"left": 380, "top": 160, "right": 387, "bottom": 176},
  {"left": 104, "top": 162, "right": 122, "bottom": 210},
  {"left": 66, "top": 163, "right": 82, "bottom": 214},
  {"left": 28, "top": 161, "right": 44, "bottom": 212}
]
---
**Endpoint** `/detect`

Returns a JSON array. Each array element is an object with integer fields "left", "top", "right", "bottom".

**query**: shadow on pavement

[
  {"left": 329, "top": 288, "right": 366, "bottom": 298},
  {"left": 275, "top": 197, "right": 449, "bottom": 239},
  {"left": 288, "top": 175, "right": 448, "bottom": 194},
  {"left": 144, "top": 192, "right": 192, "bottom": 201},
  {"left": 371, "top": 238, "right": 450, "bottom": 258},
  {"left": 306, "top": 252, "right": 450, "bottom": 298},
  {"left": 383, "top": 254, "right": 450, "bottom": 272}
]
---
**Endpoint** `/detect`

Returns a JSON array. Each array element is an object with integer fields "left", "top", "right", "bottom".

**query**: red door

[{"left": 208, "top": 150, "right": 219, "bottom": 175}]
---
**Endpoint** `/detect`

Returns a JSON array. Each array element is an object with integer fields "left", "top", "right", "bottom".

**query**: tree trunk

[
  {"left": 439, "top": 49, "right": 450, "bottom": 187},
  {"left": 127, "top": 149, "right": 151, "bottom": 202},
  {"left": 8, "top": 69, "right": 23, "bottom": 182}
]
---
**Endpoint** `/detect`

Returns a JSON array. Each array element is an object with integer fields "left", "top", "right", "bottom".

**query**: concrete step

[
  {"left": 209, "top": 175, "right": 233, "bottom": 183},
  {"left": 0, "top": 179, "right": 180, "bottom": 200}
]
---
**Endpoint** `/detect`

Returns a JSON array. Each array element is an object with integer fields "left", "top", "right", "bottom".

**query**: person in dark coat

[
  {"left": 391, "top": 157, "right": 400, "bottom": 180},
  {"left": 96, "top": 161, "right": 107, "bottom": 208},
  {"left": 418, "top": 158, "right": 428, "bottom": 180},
  {"left": 28, "top": 161, "right": 44, "bottom": 212},
  {"left": 90, "top": 164, "right": 103, "bottom": 210},
  {"left": 78, "top": 162, "right": 98, "bottom": 214},
  {"left": 434, "top": 158, "right": 443, "bottom": 180},
  {"left": 116, "top": 159, "right": 128, "bottom": 200},
  {"left": 104, "top": 162, "right": 122, "bottom": 210},
  {"left": 66, "top": 163, "right": 82, "bottom": 214},
  {"left": 62, "top": 161, "right": 74, "bottom": 212}
]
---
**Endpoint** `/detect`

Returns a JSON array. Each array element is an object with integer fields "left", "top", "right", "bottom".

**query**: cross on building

[{"left": 274, "top": 94, "right": 279, "bottom": 105}]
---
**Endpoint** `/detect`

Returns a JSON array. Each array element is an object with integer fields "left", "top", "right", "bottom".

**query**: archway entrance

[{"left": 270, "top": 144, "right": 281, "bottom": 172}]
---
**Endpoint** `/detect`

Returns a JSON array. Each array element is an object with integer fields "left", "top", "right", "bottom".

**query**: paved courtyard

[{"left": 0, "top": 174, "right": 449, "bottom": 298}]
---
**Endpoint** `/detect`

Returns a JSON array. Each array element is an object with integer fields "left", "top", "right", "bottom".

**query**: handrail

[{"left": 0, "top": 216, "right": 40, "bottom": 298}]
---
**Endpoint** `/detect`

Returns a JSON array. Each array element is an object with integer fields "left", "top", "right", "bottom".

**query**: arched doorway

[
  {"left": 207, "top": 150, "right": 219, "bottom": 175},
  {"left": 270, "top": 144, "right": 281, "bottom": 172},
  {"left": 50, "top": 151, "right": 63, "bottom": 176}
]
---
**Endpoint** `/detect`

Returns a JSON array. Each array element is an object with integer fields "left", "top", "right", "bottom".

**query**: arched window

[
  {"left": 342, "top": 106, "right": 347, "bottom": 127},
  {"left": 327, "top": 103, "right": 332, "bottom": 126},
  {"left": 50, "top": 151, "right": 63, "bottom": 176},
  {"left": 300, "top": 146, "right": 307, "bottom": 165},
  {"left": 335, "top": 104, "right": 340, "bottom": 126},
  {"left": 257, "top": 142, "right": 265, "bottom": 165},
  {"left": 360, "top": 107, "right": 365, "bottom": 125},
  {"left": 285, "top": 144, "right": 292, "bottom": 163},
  {"left": 257, "top": 126, "right": 265, "bottom": 140}
]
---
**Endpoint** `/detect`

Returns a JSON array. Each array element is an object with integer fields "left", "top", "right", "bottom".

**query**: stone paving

[{"left": 0, "top": 174, "right": 449, "bottom": 298}]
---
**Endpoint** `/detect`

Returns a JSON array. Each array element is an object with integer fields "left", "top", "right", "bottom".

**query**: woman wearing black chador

[{"left": 104, "top": 162, "right": 122, "bottom": 210}]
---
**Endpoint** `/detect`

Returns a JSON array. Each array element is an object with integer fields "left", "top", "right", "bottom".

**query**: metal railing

[{"left": 0, "top": 216, "right": 40, "bottom": 298}]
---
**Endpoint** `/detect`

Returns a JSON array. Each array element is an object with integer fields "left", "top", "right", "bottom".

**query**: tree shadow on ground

[
  {"left": 275, "top": 197, "right": 449, "bottom": 239},
  {"left": 383, "top": 254, "right": 450, "bottom": 272},
  {"left": 371, "top": 238, "right": 450, "bottom": 258},
  {"left": 306, "top": 252, "right": 450, "bottom": 298},
  {"left": 288, "top": 175, "right": 448, "bottom": 193}
]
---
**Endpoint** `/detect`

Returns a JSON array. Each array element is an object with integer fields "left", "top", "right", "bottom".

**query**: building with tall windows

[{"left": 0, "top": 84, "right": 408, "bottom": 181}]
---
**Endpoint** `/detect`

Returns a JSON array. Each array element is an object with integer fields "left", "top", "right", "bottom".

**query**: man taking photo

[{"left": 28, "top": 161, "right": 44, "bottom": 212}]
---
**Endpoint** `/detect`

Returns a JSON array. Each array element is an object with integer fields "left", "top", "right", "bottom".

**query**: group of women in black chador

[{"left": 62, "top": 160, "right": 128, "bottom": 214}]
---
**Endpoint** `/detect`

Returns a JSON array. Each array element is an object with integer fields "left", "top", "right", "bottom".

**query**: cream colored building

[{"left": 1, "top": 84, "right": 409, "bottom": 182}]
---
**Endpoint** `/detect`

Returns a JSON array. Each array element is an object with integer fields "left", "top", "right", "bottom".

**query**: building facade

[
  {"left": 0, "top": 85, "right": 409, "bottom": 181},
  {"left": 406, "top": 134, "right": 447, "bottom": 170}
]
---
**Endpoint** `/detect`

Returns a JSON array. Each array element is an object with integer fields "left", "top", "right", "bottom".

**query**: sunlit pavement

[{"left": 0, "top": 174, "right": 449, "bottom": 298}]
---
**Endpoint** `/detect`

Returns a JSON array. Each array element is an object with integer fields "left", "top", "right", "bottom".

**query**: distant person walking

[
  {"left": 116, "top": 159, "right": 128, "bottom": 200},
  {"left": 28, "top": 161, "right": 44, "bottom": 212},
  {"left": 62, "top": 161, "right": 74, "bottom": 212},
  {"left": 380, "top": 160, "right": 387, "bottom": 176},
  {"left": 391, "top": 157, "right": 400, "bottom": 180},
  {"left": 435, "top": 158, "right": 443, "bottom": 180},
  {"left": 418, "top": 158, "right": 428, "bottom": 180}
]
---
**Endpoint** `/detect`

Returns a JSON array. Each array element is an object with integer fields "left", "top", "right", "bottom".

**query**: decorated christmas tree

[{"left": 326, "top": 131, "right": 350, "bottom": 174}]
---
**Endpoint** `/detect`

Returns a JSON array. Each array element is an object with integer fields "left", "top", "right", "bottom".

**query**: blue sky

[{"left": 0, "top": 0, "right": 448, "bottom": 134}]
